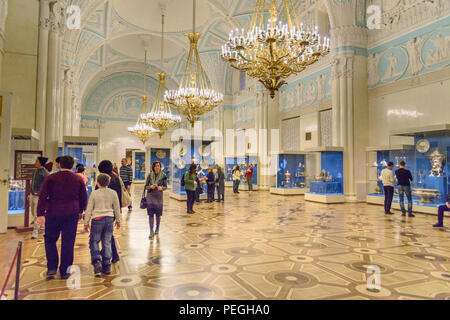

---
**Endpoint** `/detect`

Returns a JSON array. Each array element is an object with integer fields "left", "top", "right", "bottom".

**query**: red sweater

[
  {"left": 245, "top": 166, "right": 254, "bottom": 178},
  {"left": 37, "top": 170, "right": 88, "bottom": 217}
]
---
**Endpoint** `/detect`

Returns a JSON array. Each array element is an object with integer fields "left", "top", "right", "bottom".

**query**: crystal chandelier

[
  {"left": 128, "top": 51, "right": 159, "bottom": 144},
  {"left": 221, "top": 0, "right": 330, "bottom": 98},
  {"left": 164, "top": 0, "right": 223, "bottom": 127},
  {"left": 141, "top": 11, "right": 181, "bottom": 137}
]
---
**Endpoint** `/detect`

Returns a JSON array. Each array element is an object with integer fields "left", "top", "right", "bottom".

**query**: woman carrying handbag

[{"left": 144, "top": 161, "right": 167, "bottom": 239}]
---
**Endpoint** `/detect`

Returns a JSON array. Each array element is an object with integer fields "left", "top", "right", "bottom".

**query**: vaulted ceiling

[{"left": 64, "top": 0, "right": 327, "bottom": 103}]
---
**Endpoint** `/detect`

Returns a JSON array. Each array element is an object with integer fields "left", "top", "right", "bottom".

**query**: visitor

[
  {"left": 97, "top": 160, "right": 122, "bottom": 263},
  {"left": 195, "top": 172, "right": 203, "bottom": 203},
  {"left": 395, "top": 161, "right": 414, "bottom": 217},
  {"left": 119, "top": 158, "right": 133, "bottom": 212},
  {"left": 184, "top": 164, "right": 197, "bottom": 214},
  {"left": 232, "top": 165, "right": 241, "bottom": 194},
  {"left": 381, "top": 161, "right": 395, "bottom": 215},
  {"left": 30, "top": 156, "right": 49, "bottom": 239},
  {"left": 206, "top": 167, "right": 215, "bottom": 202},
  {"left": 434, "top": 193, "right": 450, "bottom": 228},
  {"left": 215, "top": 165, "right": 225, "bottom": 202},
  {"left": 45, "top": 161, "right": 53, "bottom": 173},
  {"left": 36, "top": 155, "right": 87, "bottom": 280},
  {"left": 55, "top": 156, "right": 61, "bottom": 171},
  {"left": 84, "top": 174, "right": 121, "bottom": 276},
  {"left": 246, "top": 164, "right": 254, "bottom": 192},
  {"left": 144, "top": 161, "right": 167, "bottom": 239},
  {"left": 112, "top": 163, "right": 119, "bottom": 176},
  {"left": 75, "top": 164, "right": 89, "bottom": 187}
]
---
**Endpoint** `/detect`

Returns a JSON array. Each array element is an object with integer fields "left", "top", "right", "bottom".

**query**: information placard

[{"left": 14, "top": 150, "right": 43, "bottom": 181}]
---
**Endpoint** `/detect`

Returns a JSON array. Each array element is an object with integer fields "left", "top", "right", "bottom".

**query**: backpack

[{"left": 181, "top": 172, "right": 185, "bottom": 187}]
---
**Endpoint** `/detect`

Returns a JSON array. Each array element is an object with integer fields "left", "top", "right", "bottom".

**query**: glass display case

[
  {"left": 224, "top": 155, "right": 258, "bottom": 190},
  {"left": 367, "top": 125, "right": 449, "bottom": 214},
  {"left": 150, "top": 148, "right": 171, "bottom": 185},
  {"left": 133, "top": 151, "right": 146, "bottom": 181},
  {"left": 63, "top": 137, "right": 98, "bottom": 181},
  {"left": 304, "top": 147, "right": 345, "bottom": 203},
  {"left": 270, "top": 153, "right": 309, "bottom": 195},
  {"left": 170, "top": 139, "right": 216, "bottom": 200}
]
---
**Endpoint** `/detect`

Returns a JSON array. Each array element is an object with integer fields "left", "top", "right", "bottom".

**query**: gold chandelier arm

[
  {"left": 283, "top": 0, "right": 293, "bottom": 31},
  {"left": 259, "top": 0, "right": 266, "bottom": 29},
  {"left": 161, "top": 13, "right": 164, "bottom": 69}
]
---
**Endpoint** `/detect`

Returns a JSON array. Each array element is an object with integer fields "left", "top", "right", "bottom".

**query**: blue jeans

[
  {"left": 398, "top": 185, "right": 413, "bottom": 215},
  {"left": 89, "top": 216, "right": 114, "bottom": 267},
  {"left": 233, "top": 180, "right": 240, "bottom": 193}
]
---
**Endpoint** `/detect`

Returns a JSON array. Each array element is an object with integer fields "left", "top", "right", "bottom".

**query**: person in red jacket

[
  {"left": 36, "top": 155, "right": 88, "bottom": 280},
  {"left": 245, "top": 164, "right": 254, "bottom": 192}
]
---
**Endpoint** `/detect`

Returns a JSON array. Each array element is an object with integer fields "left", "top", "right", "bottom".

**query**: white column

[
  {"left": 0, "top": 0, "right": 8, "bottom": 89},
  {"left": 72, "top": 95, "right": 80, "bottom": 136},
  {"left": 35, "top": 0, "right": 50, "bottom": 150},
  {"left": 63, "top": 69, "right": 73, "bottom": 136},
  {"left": 45, "top": 1, "right": 61, "bottom": 160}
]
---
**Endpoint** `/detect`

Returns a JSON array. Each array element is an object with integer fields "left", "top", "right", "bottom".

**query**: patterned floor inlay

[{"left": 1, "top": 188, "right": 450, "bottom": 300}]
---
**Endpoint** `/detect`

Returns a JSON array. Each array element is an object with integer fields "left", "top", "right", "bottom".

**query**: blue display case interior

[
  {"left": 275, "top": 154, "right": 306, "bottom": 188},
  {"left": 8, "top": 190, "right": 25, "bottom": 214},
  {"left": 172, "top": 140, "right": 215, "bottom": 195},
  {"left": 134, "top": 152, "right": 146, "bottom": 181},
  {"left": 309, "top": 151, "right": 344, "bottom": 195},
  {"left": 150, "top": 149, "right": 171, "bottom": 185},
  {"left": 225, "top": 157, "right": 237, "bottom": 182}
]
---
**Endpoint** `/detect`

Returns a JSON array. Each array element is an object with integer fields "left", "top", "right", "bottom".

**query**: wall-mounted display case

[
  {"left": 270, "top": 153, "right": 309, "bottom": 195},
  {"left": 367, "top": 124, "right": 449, "bottom": 214},
  {"left": 170, "top": 138, "right": 216, "bottom": 201},
  {"left": 304, "top": 147, "right": 345, "bottom": 203}
]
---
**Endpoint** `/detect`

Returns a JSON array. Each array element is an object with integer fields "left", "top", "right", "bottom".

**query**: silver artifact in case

[
  {"left": 428, "top": 147, "right": 445, "bottom": 177},
  {"left": 416, "top": 139, "right": 430, "bottom": 153}
]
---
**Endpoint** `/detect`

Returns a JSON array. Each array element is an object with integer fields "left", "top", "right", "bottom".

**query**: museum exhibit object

[
  {"left": 304, "top": 147, "right": 345, "bottom": 204},
  {"left": 270, "top": 152, "right": 309, "bottom": 195}
]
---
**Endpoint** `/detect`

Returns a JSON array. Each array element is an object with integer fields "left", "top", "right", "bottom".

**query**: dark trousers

[
  {"left": 233, "top": 180, "right": 240, "bottom": 193},
  {"left": 44, "top": 214, "right": 79, "bottom": 274},
  {"left": 195, "top": 188, "right": 202, "bottom": 202},
  {"left": 383, "top": 186, "right": 394, "bottom": 213},
  {"left": 207, "top": 184, "right": 215, "bottom": 201},
  {"left": 186, "top": 190, "right": 195, "bottom": 212},
  {"left": 216, "top": 187, "right": 224, "bottom": 202},
  {"left": 398, "top": 185, "right": 413, "bottom": 214},
  {"left": 437, "top": 205, "right": 450, "bottom": 225}
]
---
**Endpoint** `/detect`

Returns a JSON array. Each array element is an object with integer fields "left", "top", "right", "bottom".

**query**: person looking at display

[
  {"left": 206, "top": 167, "right": 215, "bottom": 202},
  {"left": 75, "top": 164, "right": 89, "bottom": 187},
  {"left": 119, "top": 158, "right": 133, "bottom": 212},
  {"left": 55, "top": 156, "right": 61, "bottom": 171},
  {"left": 215, "top": 165, "right": 225, "bottom": 203},
  {"left": 232, "top": 165, "right": 241, "bottom": 194},
  {"left": 434, "top": 193, "right": 450, "bottom": 228},
  {"left": 246, "top": 164, "right": 254, "bottom": 193},
  {"left": 381, "top": 162, "right": 395, "bottom": 215},
  {"left": 144, "top": 161, "right": 167, "bottom": 240},
  {"left": 184, "top": 164, "right": 198, "bottom": 214},
  {"left": 30, "top": 156, "right": 50, "bottom": 239},
  {"left": 395, "top": 161, "right": 414, "bottom": 217}
]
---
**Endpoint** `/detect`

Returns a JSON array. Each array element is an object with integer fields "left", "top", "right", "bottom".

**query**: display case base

[
  {"left": 169, "top": 192, "right": 210, "bottom": 201},
  {"left": 8, "top": 212, "right": 25, "bottom": 228},
  {"left": 225, "top": 181, "right": 233, "bottom": 187},
  {"left": 270, "top": 187, "right": 309, "bottom": 195},
  {"left": 366, "top": 194, "right": 445, "bottom": 215},
  {"left": 305, "top": 193, "right": 345, "bottom": 204},
  {"left": 225, "top": 182, "right": 259, "bottom": 191}
]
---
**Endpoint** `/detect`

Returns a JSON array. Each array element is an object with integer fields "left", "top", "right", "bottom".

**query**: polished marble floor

[{"left": 1, "top": 187, "right": 450, "bottom": 300}]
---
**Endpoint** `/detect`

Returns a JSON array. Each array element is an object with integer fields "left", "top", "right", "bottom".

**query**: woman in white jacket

[{"left": 232, "top": 165, "right": 241, "bottom": 194}]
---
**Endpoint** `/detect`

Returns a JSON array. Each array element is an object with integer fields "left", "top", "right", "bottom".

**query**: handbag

[
  {"left": 140, "top": 187, "right": 147, "bottom": 209},
  {"left": 118, "top": 177, "right": 132, "bottom": 208}
]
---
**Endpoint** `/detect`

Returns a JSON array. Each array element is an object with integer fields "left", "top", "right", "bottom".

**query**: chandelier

[
  {"left": 141, "top": 11, "right": 181, "bottom": 137},
  {"left": 128, "top": 97, "right": 160, "bottom": 144},
  {"left": 128, "top": 51, "right": 159, "bottom": 144},
  {"left": 221, "top": 0, "right": 330, "bottom": 98},
  {"left": 164, "top": 0, "right": 223, "bottom": 127}
]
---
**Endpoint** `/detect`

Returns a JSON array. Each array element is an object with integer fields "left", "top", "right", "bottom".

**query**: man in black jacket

[
  {"left": 434, "top": 193, "right": 450, "bottom": 228},
  {"left": 395, "top": 161, "right": 414, "bottom": 217}
]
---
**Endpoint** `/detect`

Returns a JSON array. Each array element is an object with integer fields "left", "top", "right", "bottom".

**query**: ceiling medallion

[
  {"left": 164, "top": 0, "right": 223, "bottom": 127},
  {"left": 221, "top": 0, "right": 330, "bottom": 98},
  {"left": 141, "top": 11, "right": 181, "bottom": 137}
]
